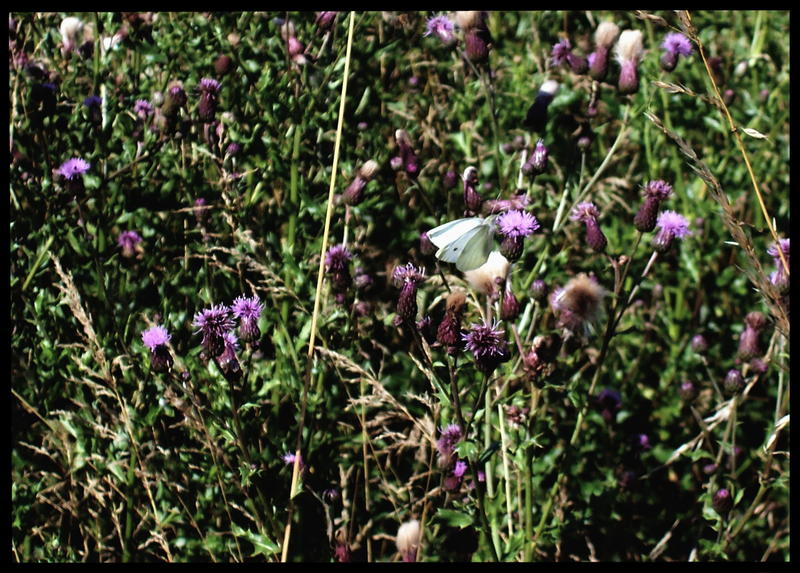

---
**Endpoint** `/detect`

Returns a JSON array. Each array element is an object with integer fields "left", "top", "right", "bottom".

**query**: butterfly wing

[
  {"left": 435, "top": 224, "right": 482, "bottom": 264},
  {"left": 428, "top": 217, "right": 484, "bottom": 250},
  {"left": 455, "top": 223, "right": 493, "bottom": 271}
]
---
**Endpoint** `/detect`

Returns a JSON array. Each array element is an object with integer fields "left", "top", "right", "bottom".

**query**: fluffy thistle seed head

[
  {"left": 595, "top": 21, "right": 620, "bottom": 48},
  {"left": 396, "top": 519, "right": 421, "bottom": 562},
  {"left": 551, "top": 273, "right": 605, "bottom": 333}
]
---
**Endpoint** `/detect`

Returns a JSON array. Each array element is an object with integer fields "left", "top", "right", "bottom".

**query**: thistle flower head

[
  {"left": 551, "top": 38, "right": 572, "bottom": 67},
  {"left": 142, "top": 325, "right": 171, "bottom": 351},
  {"left": 661, "top": 32, "right": 693, "bottom": 57},
  {"left": 643, "top": 179, "right": 673, "bottom": 200},
  {"left": 437, "top": 423, "right": 463, "bottom": 462},
  {"left": 653, "top": 210, "right": 691, "bottom": 252},
  {"left": 134, "top": 99, "right": 153, "bottom": 118},
  {"left": 198, "top": 77, "right": 221, "bottom": 93},
  {"left": 283, "top": 451, "right": 304, "bottom": 468},
  {"left": 232, "top": 295, "right": 263, "bottom": 322},
  {"left": 496, "top": 210, "right": 540, "bottom": 239},
  {"left": 463, "top": 320, "right": 510, "bottom": 374},
  {"left": 83, "top": 95, "right": 102, "bottom": 108},
  {"left": 569, "top": 201, "right": 600, "bottom": 223},
  {"left": 118, "top": 230, "right": 142, "bottom": 256},
  {"left": 424, "top": 14, "right": 456, "bottom": 45},
  {"left": 396, "top": 520, "right": 421, "bottom": 562},
  {"left": 767, "top": 238, "right": 790, "bottom": 290},
  {"left": 325, "top": 245, "right": 352, "bottom": 273},
  {"left": 615, "top": 29, "right": 644, "bottom": 65},
  {"left": 594, "top": 21, "right": 620, "bottom": 48},
  {"left": 193, "top": 304, "right": 234, "bottom": 355},
  {"left": 392, "top": 262, "right": 426, "bottom": 286},
  {"left": 57, "top": 158, "right": 90, "bottom": 180}
]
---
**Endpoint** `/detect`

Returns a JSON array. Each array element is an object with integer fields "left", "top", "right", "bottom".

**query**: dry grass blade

[{"left": 644, "top": 112, "right": 789, "bottom": 335}]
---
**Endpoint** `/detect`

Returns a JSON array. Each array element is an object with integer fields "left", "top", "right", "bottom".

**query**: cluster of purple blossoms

[
  {"left": 142, "top": 325, "right": 173, "bottom": 372},
  {"left": 570, "top": 202, "right": 607, "bottom": 253},
  {"left": 463, "top": 320, "right": 510, "bottom": 375},
  {"left": 393, "top": 263, "right": 426, "bottom": 326},
  {"left": 118, "top": 230, "right": 142, "bottom": 258},
  {"left": 424, "top": 14, "right": 456, "bottom": 46},
  {"left": 660, "top": 32, "right": 693, "bottom": 71},
  {"left": 495, "top": 209, "right": 540, "bottom": 261}
]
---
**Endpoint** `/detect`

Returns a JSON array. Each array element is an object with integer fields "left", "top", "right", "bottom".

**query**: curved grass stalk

[{"left": 281, "top": 11, "right": 356, "bottom": 563}]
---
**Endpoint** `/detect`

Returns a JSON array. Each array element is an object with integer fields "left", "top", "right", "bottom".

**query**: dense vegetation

[{"left": 10, "top": 11, "right": 789, "bottom": 562}]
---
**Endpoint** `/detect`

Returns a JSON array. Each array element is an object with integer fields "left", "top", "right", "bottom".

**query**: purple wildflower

[
  {"left": 463, "top": 321, "right": 510, "bottom": 375},
  {"left": 197, "top": 77, "right": 221, "bottom": 122},
  {"left": 661, "top": 32, "right": 692, "bottom": 71},
  {"left": 712, "top": 488, "right": 732, "bottom": 515},
  {"left": 193, "top": 304, "right": 235, "bottom": 356},
  {"left": 522, "top": 139, "right": 549, "bottom": 177},
  {"left": 118, "top": 230, "right": 142, "bottom": 258},
  {"left": 570, "top": 202, "right": 607, "bottom": 253},
  {"left": 551, "top": 37, "right": 587, "bottom": 73},
  {"left": 635, "top": 180, "right": 673, "bottom": 232},
  {"left": 134, "top": 99, "right": 153, "bottom": 118},
  {"left": 199, "top": 77, "right": 221, "bottom": 93},
  {"left": 596, "top": 388, "right": 622, "bottom": 423},
  {"left": 283, "top": 451, "right": 304, "bottom": 469},
  {"left": 652, "top": 210, "right": 691, "bottom": 252},
  {"left": 424, "top": 14, "right": 456, "bottom": 45},
  {"left": 325, "top": 244, "right": 352, "bottom": 273},
  {"left": 437, "top": 423, "right": 463, "bottom": 467},
  {"left": 393, "top": 263, "right": 426, "bottom": 326},
  {"left": 217, "top": 331, "right": 241, "bottom": 381},
  {"left": 83, "top": 95, "right": 102, "bottom": 108},
  {"left": 497, "top": 210, "right": 540, "bottom": 238},
  {"left": 57, "top": 158, "right": 90, "bottom": 180},
  {"left": 141, "top": 325, "right": 172, "bottom": 373},
  {"left": 767, "top": 238, "right": 789, "bottom": 292},
  {"left": 232, "top": 295, "right": 264, "bottom": 342}
]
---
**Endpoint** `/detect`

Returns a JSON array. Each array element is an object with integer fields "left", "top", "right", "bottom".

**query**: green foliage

[{"left": 11, "top": 10, "right": 789, "bottom": 563}]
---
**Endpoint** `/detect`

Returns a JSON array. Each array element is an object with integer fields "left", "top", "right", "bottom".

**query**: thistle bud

[
  {"left": 723, "top": 369, "right": 744, "bottom": 395},
  {"left": 500, "top": 287, "right": 520, "bottom": 321},
  {"left": 712, "top": 488, "right": 733, "bottom": 515},
  {"left": 522, "top": 139, "right": 548, "bottom": 177},
  {"left": 315, "top": 11, "right": 337, "bottom": 34},
  {"left": 419, "top": 232, "right": 437, "bottom": 256},
  {"left": 393, "top": 263, "right": 426, "bottom": 327},
  {"left": 530, "top": 279, "right": 548, "bottom": 302},
  {"left": 679, "top": 380, "right": 697, "bottom": 401},
  {"left": 214, "top": 54, "right": 233, "bottom": 76},
  {"left": 443, "top": 169, "right": 458, "bottom": 190},
  {"left": 737, "top": 311, "right": 766, "bottom": 361},
  {"left": 437, "top": 290, "right": 466, "bottom": 353},
  {"left": 395, "top": 129, "right": 420, "bottom": 179},
  {"left": 462, "top": 166, "right": 483, "bottom": 214},
  {"left": 197, "top": 77, "right": 221, "bottom": 123},
  {"left": 570, "top": 202, "right": 607, "bottom": 253},
  {"left": 691, "top": 334, "right": 708, "bottom": 354}
]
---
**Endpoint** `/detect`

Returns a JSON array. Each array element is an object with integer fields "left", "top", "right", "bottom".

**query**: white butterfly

[{"left": 427, "top": 216, "right": 496, "bottom": 272}]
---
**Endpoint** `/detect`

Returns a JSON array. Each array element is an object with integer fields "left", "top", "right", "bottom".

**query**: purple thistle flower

[
  {"left": 522, "top": 139, "right": 549, "bottom": 177},
  {"left": 652, "top": 210, "right": 691, "bottom": 252},
  {"left": 712, "top": 488, "right": 732, "bottom": 514},
  {"left": 134, "top": 99, "right": 153, "bottom": 118},
  {"left": 570, "top": 202, "right": 607, "bottom": 253},
  {"left": 217, "top": 331, "right": 242, "bottom": 382},
  {"left": 497, "top": 210, "right": 540, "bottom": 238},
  {"left": 118, "top": 230, "right": 142, "bottom": 257},
  {"left": 193, "top": 304, "right": 235, "bottom": 356},
  {"left": 662, "top": 32, "right": 693, "bottom": 56},
  {"left": 83, "top": 95, "right": 102, "bottom": 108},
  {"left": 232, "top": 295, "right": 264, "bottom": 342},
  {"left": 551, "top": 38, "right": 572, "bottom": 67},
  {"left": 437, "top": 423, "right": 464, "bottom": 466},
  {"left": 463, "top": 321, "right": 510, "bottom": 375},
  {"left": 283, "top": 451, "right": 304, "bottom": 469},
  {"left": 393, "top": 263, "right": 426, "bottom": 327},
  {"left": 767, "top": 238, "right": 789, "bottom": 292},
  {"left": 635, "top": 180, "right": 673, "bottom": 232},
  {"left": 141, "top": 325, "right": 173, "bottom": 372},
  {"left": 424, "top": 14, "right": 456, "bottom": 45},
  {"left": 57, "top": 157, "right": 90, "bottom": 180},
  {"left": 325, "top": 244, "right": 352, "bottom": 273},
  {"left": 199, "top": 77, "right": 221, "bottom": 93}
]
